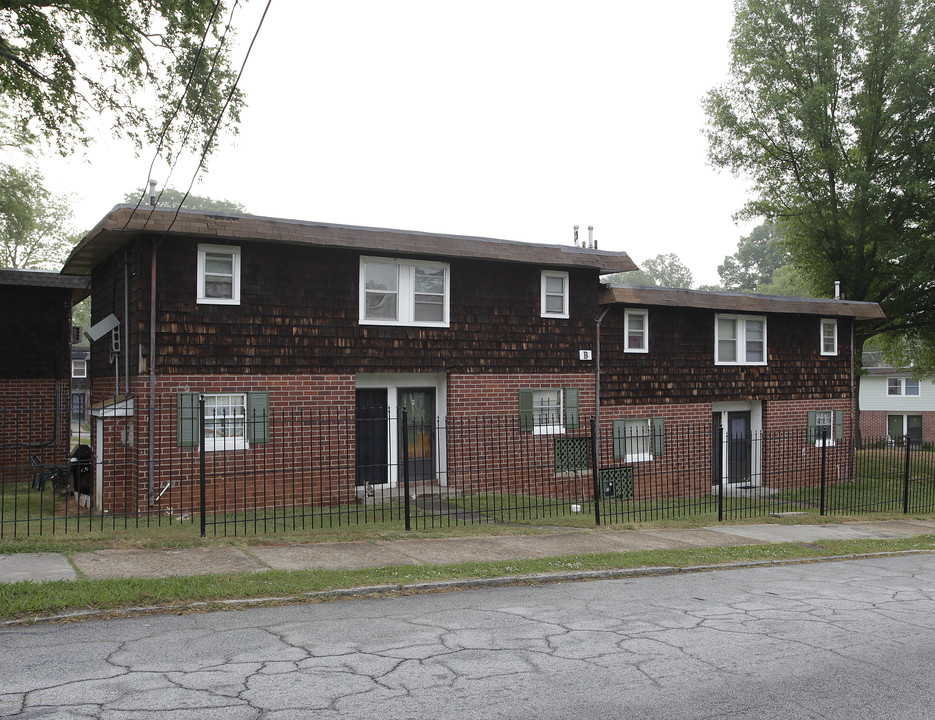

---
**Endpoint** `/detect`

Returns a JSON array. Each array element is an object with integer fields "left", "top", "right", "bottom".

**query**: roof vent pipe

[
  {"left": 574, "top": 225, "right": 579, "bottom": 247},
  {"left": 835, "top": 281, "right": 842, "bottom": 300},
  {"left": 149, "top": 179, "right": 157, "bottom": 207},
  {"left": 588, "top": 225, "right": 594, "bottom": 249}
]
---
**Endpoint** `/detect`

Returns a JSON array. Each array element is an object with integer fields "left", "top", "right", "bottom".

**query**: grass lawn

[{"left": 2, "top": 533, "right": 934, "bottom": 621}]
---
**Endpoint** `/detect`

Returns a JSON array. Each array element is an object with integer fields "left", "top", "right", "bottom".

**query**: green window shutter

[
  {"left": 518, "top": 389, "right": 534, "bottom": 432},
  {"left": 248, "top": 391, "right": 270, "bottom": 444},
  {"left": 651, "top": 417, "right": 665, "bottom": 457},
  {"left": 564, "top": 387, "right": 580, "bottom": 430},
  {"left": 834, "top": 409, "right": 844, "bottom": 443},
  {"left": 177, "top": 393, "right": 199, "bottom": 448},
  {"left": 807, "top": 411, "right": 817, "bottom": 443},
  {"left": 612, "top": 419, "right": 627, "bottom": 460}
]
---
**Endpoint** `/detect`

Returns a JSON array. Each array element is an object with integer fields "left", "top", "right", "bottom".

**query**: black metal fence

[{"left": 1, "top": 399, "right": 934, "bottom": 538}]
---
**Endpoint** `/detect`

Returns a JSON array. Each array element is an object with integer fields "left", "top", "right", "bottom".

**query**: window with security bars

[{"left": 554, "top": 437, "right": 590, "bottom": 472}]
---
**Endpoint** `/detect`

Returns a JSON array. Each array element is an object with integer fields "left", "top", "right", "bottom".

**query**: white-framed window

[
  {"left": 532, "top": 388, "right": 563, "bottom": 433},
  {"left": 624, "top": 309, "right": 649, "bottom": 353},
  {"left": 360, "top": 257, "right": 450, "bottom": 327},
  {"left": 887, "top": 377, "right": 920, "bottom": 396},
  {"left": 519, "top": 387, "right": 580, "bottom": 434},
  {"left": 541, "top": 270, "right": 569, "bottom": 319},
  {"left": 71, "top": 358, "right": 87, "bottom": 378},
  {"left": 808, "top": 409, "right": 842, "bottom": 446},
  {"left": 204, "top": 393, "right": 248, "bottom": 451},
  {"left": 197, "top": 244, "right": 241, "bottom": 305},
  {"left": 615, "top": 418, "right": 653, "bottom": 462},
  {"left": 814, "top": 410, "right": 834, "bottom": 446},
  {"left": 820, "top": 318, "right": 838, "bottom": 356},
  {"left": 715, "top": 314, "right": 767, "bottom": 365}
]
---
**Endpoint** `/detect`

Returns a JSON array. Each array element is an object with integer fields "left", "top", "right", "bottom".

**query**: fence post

[
  {"left": 591, "top": 416, "right": 601, "bottom": 526},
  {"left": 903, "top": 433, "right": 912, "bottom": 514},
  {"left": 819, "top": 428, "right": 827, "bottom": 517},
  {"left": 717, "top": 425, "right": 724, "bottom": 523},
  {"left": 401, "top": 408, "right": 411, "bottom": 531},
  {"left": 199, "top": 394, "right": 206, "bottom": 538}
]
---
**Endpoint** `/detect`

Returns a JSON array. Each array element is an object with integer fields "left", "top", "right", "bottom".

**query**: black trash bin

[{"left": 70, "top": 444, "right": 93, "bottom": 496}]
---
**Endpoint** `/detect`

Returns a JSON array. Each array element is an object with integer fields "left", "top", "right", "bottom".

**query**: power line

[{"left": 121, "top": 0, "right": 228, "bottom": 231}]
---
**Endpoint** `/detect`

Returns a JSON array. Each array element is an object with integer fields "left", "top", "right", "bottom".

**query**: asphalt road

[{"left": 2, "top": 554, "right": 934, "bottom": 719}]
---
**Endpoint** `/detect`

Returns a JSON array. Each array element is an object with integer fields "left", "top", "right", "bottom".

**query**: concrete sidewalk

[{"left": 3, "top": 518, "right": 935, "bottom": 585}]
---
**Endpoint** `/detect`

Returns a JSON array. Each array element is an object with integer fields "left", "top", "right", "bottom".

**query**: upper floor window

[
  {"left": 624, "top": 309, "right": 649, "bottom": 352},
  {"left": 360, "top": 257, "right": 450, "bottom": 327},
  {"left": 71, "top": 358, "right": 87, "bottom": 378},
  {"left": 888, "top": 377, "right": 920, "bottom": 396},
  {"left": 715, "top": 314, "right": 766, "bottom": 366},
  {"left": 820, "top": 318, "right": 838, "bottom": 356},
  {"left": 541, "top": 270, "right": 569, "bottom": 319},
  {"left": 197, "top": 244, "right": 241, "bottom": 305}
]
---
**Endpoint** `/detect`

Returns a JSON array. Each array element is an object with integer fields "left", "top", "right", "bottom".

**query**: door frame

[
  {"left": 712, "top": 400, "right": 762, "bottom": 487},
  {"left": 355, "top": 373, "right": 447, "bottom": 486}
]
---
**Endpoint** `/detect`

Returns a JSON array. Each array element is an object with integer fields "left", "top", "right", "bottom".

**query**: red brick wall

[
  {"left": 0, "top": 379, "right": 70, "bottom": 480},
  {"left": 594, "top": 397, "right": 855, "bottom": 500},
  {"left": 446, "top": 373, "right": 597, "bottom": 499},
  {"left": 92, "top": 374, "right": 356, "bottom": 515},
  {"left": 860, "top": 409, "right": 935, "bottom": 445}
]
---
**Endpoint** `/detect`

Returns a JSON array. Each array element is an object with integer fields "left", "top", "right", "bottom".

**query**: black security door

[
  {"left": 727, "top": 411, "right": 752, "bottom": 484},
  {"left": 355, "top": 389, "right": 388, "bottom": 486}
]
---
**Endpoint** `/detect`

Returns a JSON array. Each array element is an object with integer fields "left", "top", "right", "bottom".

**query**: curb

[{"left": 2, "top": 549, "right": 931, "bottom": 627}]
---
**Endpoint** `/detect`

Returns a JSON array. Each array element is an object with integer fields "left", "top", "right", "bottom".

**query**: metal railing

[{"left": 1, "top": 398, "right": 933, "bottom": 537}]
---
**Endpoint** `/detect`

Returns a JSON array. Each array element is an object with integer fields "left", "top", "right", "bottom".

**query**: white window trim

[
  {"left": 71, "top": 358, "right": 87, "bottom": 378},
  {"left": 715, "top": 314, "right": 767, "bottom": 366},
  {"left": 887, "top": 377, "right": 921, "bottom": 397},
  {"left": 540, "top": 270, "right": 569, "bottom": 319},
  {"left": 533, "top": 388, "right": 565, "bottom": 435},
  {"left": 624, "top": 308, "right": 649, "bottom": 353},
  {"left": 197, "top": 244, "right": 241, "bottom": 305},
  {"left": 813, "top": 410, "right": 836, "bottom": 447},
  {"left": 203, "top": 393, "right": 248, "bottom": 452},
  {"left": 622, "top": 418, "right": 653, "bottom": 463},
  {"left": 820, "top": 318, "right": 838, "bottom": 356},
  {"left": 359, "top": 257, "right": 450, "bottom": 328}
]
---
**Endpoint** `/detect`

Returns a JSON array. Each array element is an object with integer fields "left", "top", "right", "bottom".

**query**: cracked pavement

[{"left": 2, "top": 553, "right": 934, "bottom": 719}]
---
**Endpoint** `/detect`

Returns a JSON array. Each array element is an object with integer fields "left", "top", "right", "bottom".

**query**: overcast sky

[{"left": 34, "top": 1, "right": 754, "bottom": 286}]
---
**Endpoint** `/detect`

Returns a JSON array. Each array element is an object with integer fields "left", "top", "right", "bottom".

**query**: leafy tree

[
  {"left": 123, "top": 187, "right": 246, "bottom": 213},
  {"left": 0, "top": 2, "right": 244, "bottom": 156},
  {"left": 606, "top": 253, "right": 694, "bottom": 289},
  {"left": 0, "top": 164, "right": 75, "bottom": 268},
  {"left": 704, "top": 0, "right": 935, "bottom": 374},
  {"left": 754, "top": 265, "right": 812, "bottom": 298},
  {"left": 718, "top": 221, "right": 790, "bottom": 292}
]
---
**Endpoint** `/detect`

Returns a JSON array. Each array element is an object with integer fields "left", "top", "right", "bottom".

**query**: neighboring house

[
  {"left": 597, "top": 286, "right": 884, "bottom": 492},
  {"left": 70, "top": 344, "right": 91, "bottom": 425},
  {"left": 859, "top": 352, "right": 933, "bottom": 446},
  {"left": 61, "top": 206, "right": 637, "bottom": 511},
  {"left": 0, "top": 268, "right": 89, "bottom": 474}
]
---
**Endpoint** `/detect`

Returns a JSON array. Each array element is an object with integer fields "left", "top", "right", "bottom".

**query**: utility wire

[
  {"left": 120, "top": 0, "right": 226, "bottom": 231},
  {"left": 160, "top": 0, "right": 273, "bottom": 238}
]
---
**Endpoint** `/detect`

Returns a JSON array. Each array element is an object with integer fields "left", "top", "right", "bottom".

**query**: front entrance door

[
  {"left": 355, "top": 389, "right": 388, "bottom": 486},
  {"left": 399, "top": 388, "right": 436, "bottom": 482},
  {"left": 727, "top": 411, "right": 752, "bottom": 484}
]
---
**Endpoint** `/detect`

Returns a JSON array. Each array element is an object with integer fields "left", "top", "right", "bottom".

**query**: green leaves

[
  {"left": 0, "top": 164, "right": 75, "bottom": 269},
  {"left": 706, "top": 0, "right": 935, "bottom": 368},
  {"left": 0, "top": 1, "right": 244, "bottom": 158}
]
